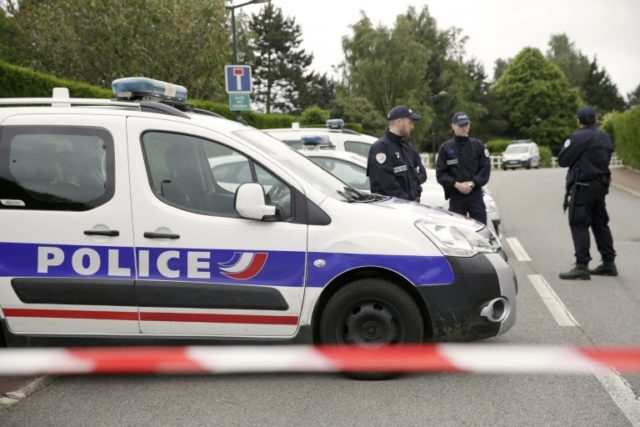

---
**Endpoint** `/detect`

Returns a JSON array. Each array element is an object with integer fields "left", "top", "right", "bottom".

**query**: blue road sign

[{"left": 225, "top": 65, "right": 252, "bottom": 93}]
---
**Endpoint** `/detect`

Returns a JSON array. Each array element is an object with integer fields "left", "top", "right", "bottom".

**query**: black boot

[
  {"left": 559, "top": 263, "right": 591, "bottom": 280},
  {"left": 590, "top": 261, "right": 618, "bottom": 276}
]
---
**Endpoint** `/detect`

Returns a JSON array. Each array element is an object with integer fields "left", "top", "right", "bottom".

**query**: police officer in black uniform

[
  {"left": 367, "top": 106, "right": 427, "bottom": 201},
  {"left": 436, "top": 112, "right": 491, "bottom": 225},
  {"left": 558, "top": 106, "right": 617, "bottom": 280}
]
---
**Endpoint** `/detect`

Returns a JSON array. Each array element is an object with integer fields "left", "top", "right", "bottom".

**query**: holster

[
  {"left": 563, "top": 184, "right": 575, "bottom": 214},
  {"left": 599, "top": 173, "right": 611, "bottom": 194}
]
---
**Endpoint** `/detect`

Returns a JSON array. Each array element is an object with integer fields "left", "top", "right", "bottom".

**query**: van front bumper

[{"left": 417, "top": 252, "right": 517, "bottom": 342}]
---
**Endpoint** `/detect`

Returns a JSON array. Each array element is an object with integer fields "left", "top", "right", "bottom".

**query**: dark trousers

[
  {"left": 569, "top": 180, "right": 616, "bottom": 264},
  {"left": 449, "top": 189, "right": 487, "bottom": 225}
]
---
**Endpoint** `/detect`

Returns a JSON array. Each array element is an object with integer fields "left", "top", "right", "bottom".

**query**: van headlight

[{"left": 415, "top": 219, "right": 499, "bottom": 257}]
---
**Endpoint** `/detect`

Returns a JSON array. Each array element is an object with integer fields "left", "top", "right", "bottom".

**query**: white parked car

[
  {"left": 0, "top": 78, "right": 515, "bottom": 352},
  {"left": 501, "top": 140, "right": 540, "bottom": 170},
  {"left": 300, "top": 149, "right": 501, "bottom": 237},
  {"left": 264, "top": 121, "right": 377, "bottom": 157}
]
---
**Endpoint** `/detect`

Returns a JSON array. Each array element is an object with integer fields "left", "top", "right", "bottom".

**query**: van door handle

[
  {"left": 144, "top": 232, "right": 180, "bottom": 239},
  {"left": 84, "top": 229, "right": 120, "bottom": 237}
]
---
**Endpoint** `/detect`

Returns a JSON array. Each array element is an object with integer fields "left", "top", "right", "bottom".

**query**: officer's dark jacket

[
  {"left": 366, "top": 130, "right": 426, "bottom": 201},
  {"left": 557, "top": 125, "right": 613, "bottom": 187},
  {"left": 436, "top": 135, "right": 491, "bottom": 198}
]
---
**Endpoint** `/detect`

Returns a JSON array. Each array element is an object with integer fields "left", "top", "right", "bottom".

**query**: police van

[{"left": 0, "top": 78, "right": 516, "bottom": 349}]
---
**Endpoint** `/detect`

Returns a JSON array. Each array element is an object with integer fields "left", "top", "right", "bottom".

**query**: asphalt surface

[{"left": 1, "top": 166, "right": 639, "bottom": 425}]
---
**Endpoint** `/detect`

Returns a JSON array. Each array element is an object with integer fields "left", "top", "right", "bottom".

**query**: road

[{"left": 1, "top": 168, "right": 639, "bottom": 426}]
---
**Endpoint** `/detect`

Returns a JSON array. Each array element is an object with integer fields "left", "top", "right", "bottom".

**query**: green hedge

[
  {"left": 604, "top": 107, "right": 640, "bottom": 169},
  {"left": 0, "top": 59, "right": 355, "bottom": 131},
  {"left": 0, "top": 60, "right": 112, "bottom": 98}
]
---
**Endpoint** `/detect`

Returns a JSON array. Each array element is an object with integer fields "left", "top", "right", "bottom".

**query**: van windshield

[
  {"left": 233, "top": 129, "right": 376, "bottom": 203},
  {"left": 505, "top": 145, "right": 530, "bottom": 154}
]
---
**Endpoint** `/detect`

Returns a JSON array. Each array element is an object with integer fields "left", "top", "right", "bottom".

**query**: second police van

[{"left": 0, "top": 78, "right": 516, "bottom": 350}]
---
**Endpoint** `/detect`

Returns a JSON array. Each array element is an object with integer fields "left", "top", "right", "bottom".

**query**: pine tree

[
  {"left": 582, "top": 57, "right": 625, "bottom": 113},
  {"left": 249, "top": 4, "right": 313, "bottom": 113}
]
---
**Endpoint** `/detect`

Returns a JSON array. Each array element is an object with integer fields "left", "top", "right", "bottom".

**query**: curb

[
  {"left": 0, "top": 376, "right": 53, "bottom": 410},
  {"left": 611, "top": 181, "right": 640, "bottom": 198}
]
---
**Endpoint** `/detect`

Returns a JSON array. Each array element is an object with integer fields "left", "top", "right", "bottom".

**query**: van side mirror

[{"left": 235, "top": 183, "right": 276, "bottom": 220}]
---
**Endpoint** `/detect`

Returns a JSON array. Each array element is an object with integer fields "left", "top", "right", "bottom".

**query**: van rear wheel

[{"left": 318, "top": 278, "right": 424, "bottom": 379}]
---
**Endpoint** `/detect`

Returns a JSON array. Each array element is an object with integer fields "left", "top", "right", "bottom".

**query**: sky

[{"left": 239, "top": 0, "right": 640, "bottom": 97}]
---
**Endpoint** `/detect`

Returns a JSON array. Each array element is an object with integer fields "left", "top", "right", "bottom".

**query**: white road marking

[
  {"left": 526, "top": 271, "right": 640, "bottom": 425},
  {"left": 527, "top": 274, "right": 579, "bottom": 327},
  {"left": 506, "top": 237, "right": 531, "bottom": 261},
  {"left": 593, "top": 368, "right": 640, "bottom": 426}
]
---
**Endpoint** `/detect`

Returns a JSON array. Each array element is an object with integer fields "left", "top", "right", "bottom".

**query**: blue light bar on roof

[
  {"left": 301, "top": 135, "right": 332, "bottom": 146},
  {"left": 111, "top": 77, "right": 188, "bottom": 103}
]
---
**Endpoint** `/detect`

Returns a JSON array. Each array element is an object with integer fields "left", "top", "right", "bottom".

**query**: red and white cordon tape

[{"left": 0, "top": 344, "right": 639, "bottom": 376}]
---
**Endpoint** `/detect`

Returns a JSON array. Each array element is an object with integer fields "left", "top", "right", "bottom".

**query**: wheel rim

[{"left": 338, "top": 301, "right": 403, "bottom": 344}]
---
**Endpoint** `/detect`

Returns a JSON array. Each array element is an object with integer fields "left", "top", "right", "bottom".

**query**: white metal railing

[{"left": 420, "top": 153, "right": 624, "bottom": 169}]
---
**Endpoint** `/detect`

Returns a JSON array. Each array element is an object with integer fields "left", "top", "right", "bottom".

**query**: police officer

[
  {"left": 436, "top": 112, "right": 491, "bottom": 225},
  {"left": 558, "top": 106, "right": 617, "bottom": 280},
  {"left": 366, "top": 106, "right": 427, "bottom": 201}
]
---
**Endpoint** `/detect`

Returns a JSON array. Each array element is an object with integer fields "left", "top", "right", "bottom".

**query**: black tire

[
  {"left": 524, "top": 161, "right": 531, "bottom": 169},
  {"left": 318, "top": 278, "right": 424, "bottom": 380}
]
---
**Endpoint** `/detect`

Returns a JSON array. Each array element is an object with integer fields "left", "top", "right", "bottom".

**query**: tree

[
  {"left": 627, "top": 83, "right": 640, "bottom": 109},
  {"left": 0, "top": 1, "right": 27, "bottom": 64},
  {"left": 547, "top": 34, "right": 624, "bottom": 113},
  {"left": 7, "top": 0, "right": 229, "bottom": 100},
  {"left": 582, "top": 57, "right": 625, "bottom": 113},
  {"left": 493, "top": 58, "right": 510, "bottom": 82},
  {"left": 464, "top": 59, "right": 506, "bottom": 141},
  {"left": 340, "top": 6, "right": 486, "bottom": 150},
  {"left": 546, "top": 34, "right": 590, "bottom": 90},
  {"left": 235, "top": 11, "right": 256, "bottom": 66},
  {"left": 330, "top": 95, "right": 387, "bottom": 136},
  {"left": 294, "top": 71, "right": 335, "bottom": 112},
  {"left": 249, "top": 4, "right": 313, "bottom": 113},
  {"left": 494, "top": 48, "right": 580, "bottom": 152}
]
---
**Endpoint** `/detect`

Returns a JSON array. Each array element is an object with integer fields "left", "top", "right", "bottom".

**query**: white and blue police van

[{"left": 0, "top": 78, "right": 516, "bottom": 349}]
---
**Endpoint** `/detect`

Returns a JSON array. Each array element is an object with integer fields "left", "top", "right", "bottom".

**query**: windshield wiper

[{"left": 337, "top": 187, "right": 380, "bottom": 203}]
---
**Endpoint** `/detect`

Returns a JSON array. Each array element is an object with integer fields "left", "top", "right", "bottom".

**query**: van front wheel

[{"left": 318, "top": 278, "right": 424, "bottom": 346}]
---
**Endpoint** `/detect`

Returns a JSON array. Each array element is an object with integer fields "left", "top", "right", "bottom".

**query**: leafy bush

[
  {"left": 486, "top": 139, "right": 511, "bottom": 154},
  {"left": 539, "top": 145, "right": 553, "bottom": 167},
  {"left": 300, "top": 105, "right": 330, "bottom": 126}
]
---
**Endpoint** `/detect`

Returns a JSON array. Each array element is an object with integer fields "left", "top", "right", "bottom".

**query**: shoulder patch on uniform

[
  {"left": 484, "top": 148, "right": 490, "bottom": 157},
  {"left": 564, "top": 138, "right": 571, "bottom": 148},
  {"left": 376, "top": 153, "right": 387, "bottom": 164}
]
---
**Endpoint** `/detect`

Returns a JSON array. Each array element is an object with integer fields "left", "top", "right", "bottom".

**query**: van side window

[
  {"left": 344, "top": 141, "right": 371, "bottom": 157},
  {"left": 0, "top": 126, "right": 113, "bottom": 211},
  {"left": 142, "top": 132, "right": 292, "bottom": 219}
]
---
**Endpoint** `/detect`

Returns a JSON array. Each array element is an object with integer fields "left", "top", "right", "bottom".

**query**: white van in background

[{"left": 501, "top": 140, "right": 540, "bottom": 170}]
